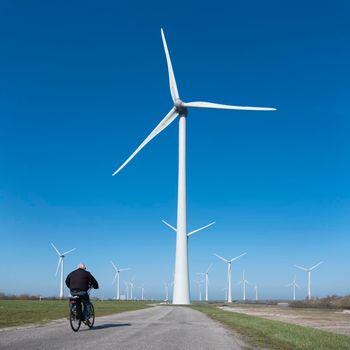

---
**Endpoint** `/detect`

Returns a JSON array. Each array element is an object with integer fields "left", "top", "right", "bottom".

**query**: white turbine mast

[
  {"left": 111, "top": 260, "right": 130, "bottom": 300},
  {"left": 112, "top": 29, "right": 276, "bottom": 305},
  {"left": 286, "top": 275, "right": 300, "bottom": 301},
  {"left": 214, "top": 252, "right": 247, "bottom": 303},
  {"left": 194, "top": 279, "right": 204, "bottom": 301},
  {"left": 238, "top": 270, "right": 252, "bottom": 301},
  {"left": 197, "top": 263, "right": 213, "bottom": 302},
  {"left": 253, "top": 283, "right": 259, "bottom": 301},
  {"left": 138, "top": 285, "right": 145, "bottom": 300},
  {"left": 50, "top": 242, "right": 76, "bottom": 299},
  {"left": 294, "top": 261, "right": 323, "bottom": 300}
]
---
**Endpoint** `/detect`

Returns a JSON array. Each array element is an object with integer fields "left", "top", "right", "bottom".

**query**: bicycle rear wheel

[
  {"left": 69, "top": 305, "right": 81, "bottom": 332},
  {"left": 87, "top": 303, "right": 95, "bottom": 328}
]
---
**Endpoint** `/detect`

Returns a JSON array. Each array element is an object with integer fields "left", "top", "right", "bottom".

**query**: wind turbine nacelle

[{"left": 175, "top": 99, "right": 187, "bottom": 115}]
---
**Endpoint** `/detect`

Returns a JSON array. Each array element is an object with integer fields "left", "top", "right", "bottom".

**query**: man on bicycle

[{"left": 65, "top": 263, "right": 99, "bottom": 325}]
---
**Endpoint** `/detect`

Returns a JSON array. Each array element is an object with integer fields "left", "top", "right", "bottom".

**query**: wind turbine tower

[
  {"left": 254, "top": 283, "right": 258, "bottom": 301},
  {"left": 111, "top": 261, "right": 130, "bottom": 300},
  {"left": 286, "top": 275, "right": 300, "bottom": 301},
  {"left": 194, "top": 280, "right": 203, "bottom": 301},
  {"left": 295, "top": 262, "right": 323, "bottom": 300},
  {"left": 112, "top": 29, "right": 276, "bottom": 305},
  {"left": 215, "top": 252, "right": 247, "bottom": 303},
  {"left": 238, "top": 271, "right": 251, "bottom": 301},
  {"left": 198, "top": 263, "right": 213, "bottom": 302},
  {"left": 50, "top": 243, "right": 76, "bottom": 299}
]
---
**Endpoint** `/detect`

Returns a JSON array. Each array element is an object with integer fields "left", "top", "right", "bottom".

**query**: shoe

[{"left": 83, "top": 320, "right": 91, "bottom": 326}]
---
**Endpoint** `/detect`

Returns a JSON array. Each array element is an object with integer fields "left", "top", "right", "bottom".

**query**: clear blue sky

[{"left": 1, "top": 0, "right": 349, "bottom": 300}]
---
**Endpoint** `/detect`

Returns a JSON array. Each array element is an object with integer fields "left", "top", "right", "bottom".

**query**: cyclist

[{"left": 65, "top": 263, "right": 99, "bottom": 325}]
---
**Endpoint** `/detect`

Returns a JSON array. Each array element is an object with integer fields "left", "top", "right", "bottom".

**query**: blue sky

[{"left": 0, "top": 0, "right": 349, "bottom": 300}]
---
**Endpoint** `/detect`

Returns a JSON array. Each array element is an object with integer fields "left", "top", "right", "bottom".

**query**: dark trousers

[{"left": 70, "top": 290, "right": 90, "bottom": 320}]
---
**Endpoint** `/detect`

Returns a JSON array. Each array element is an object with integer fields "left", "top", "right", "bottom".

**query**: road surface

[{"left": 0, "top": 305, "right": 246, "bottom": 350}]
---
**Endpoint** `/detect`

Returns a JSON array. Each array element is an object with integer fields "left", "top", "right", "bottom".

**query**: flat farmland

[
  {"left": 0, "top": 300, "right": 150, "bottom": 328},
  {"left": 221, "top": 304, "right": 350, "bottom": 336}
]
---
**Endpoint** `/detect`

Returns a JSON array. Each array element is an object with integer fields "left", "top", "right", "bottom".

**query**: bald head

[{"left": 77, "top": 263, "right": 86, "bottom": 270}]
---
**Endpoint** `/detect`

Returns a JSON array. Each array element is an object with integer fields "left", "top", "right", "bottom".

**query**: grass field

[
  {"left": 0, "top": 300, "right": 150, "bottom": 328},
  {"left": 192, "top": 304, "right": 350, "bottom": 350}
]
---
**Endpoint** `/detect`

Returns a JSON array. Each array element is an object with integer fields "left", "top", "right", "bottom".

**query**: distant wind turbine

[
  {"left": 112, "top": 29, "right": 276, "bottom": 305},
  {"left": 194, "top": 280, "right": 204, "bottom": 301},
  {"left": 238, "top": 271, "right": 252, "bottom": 301},
  {"left": 197, "top": 263, "right": 213, "bottom": 302},
  {"left": 111, "top": 261, "right": 130, "bottom": 300},
  {"left": 286, "top": 275, "right": 300, "bottom": 301},
  {"left": 50, "top": 243, "right": 76, "bottom": 299},
  {"left": 214, "top": 252, "right": 247, "bottom": 303},
  {"left": 294, "top": 262, "right": 323, "bottom": 300},
  {"left": 253, "top": 283, "right": 259, "bottom": 301}
]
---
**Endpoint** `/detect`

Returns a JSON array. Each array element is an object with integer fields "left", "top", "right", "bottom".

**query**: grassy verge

[
  {"left": 0, "top": 300, "right": 150, "bottom": 328},
  {"left": 192, "top": 304, "right": 350, "bottom": 350}
]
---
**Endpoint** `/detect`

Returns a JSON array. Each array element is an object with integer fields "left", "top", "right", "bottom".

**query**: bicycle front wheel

[
  {"left": 70, "top": 306, "right": 81, "bottom": 332},
  {"left": 87, "top": 303, "right": 95, "bottom": 328}
]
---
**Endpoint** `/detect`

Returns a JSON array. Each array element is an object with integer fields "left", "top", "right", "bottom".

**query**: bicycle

[{"left": 69, "top": 289, "right": 95, "bottom": 332}]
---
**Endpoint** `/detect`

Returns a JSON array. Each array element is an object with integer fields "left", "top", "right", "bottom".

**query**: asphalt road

[{"left": 0, "top": 305, "right": 246, "bottom": 350}]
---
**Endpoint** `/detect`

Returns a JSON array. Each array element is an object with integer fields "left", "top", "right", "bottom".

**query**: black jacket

[{"left": 65, "top": 269, "right": 99, "bottom": 292}]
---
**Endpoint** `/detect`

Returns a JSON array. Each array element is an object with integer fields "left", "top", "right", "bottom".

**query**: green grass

[
  {"left": 0, "top": 300, "right": 150, "bottom": 328},
  {"left": 192, "top": 304, "right": 350, "bottom": 350}
]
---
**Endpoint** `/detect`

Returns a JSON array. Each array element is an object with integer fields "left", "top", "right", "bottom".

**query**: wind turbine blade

[
  {"left": 55, "top": 258, "right": 62, "bottom": 276},
  {"left": 310, "top": 261, "right": 323, "bottom": 270},
  {"left": 214, "top": 253, "right": 229, "bottom": 263},
  {"left": 119, "top": 268, "right": 131, "bottom": 272},
  {"left": 295, "top": 283, "right": 300, "bottom": 289},
  {"left": 62, "top": 248, "right": 76, "bottom": 255},
  {"left": 197, "top": 272, "right": 205, "bottom": 276},
  {"left": 110, "top": 261, "right": 118, "bottom": 271},
  {"left": 162, "top": 220, "right": 177, "bottom": 232},
  {"left": 183, "top": 101, "right": 276, "bottom": 111},
  {"left": 230, "top": 252, "right": 247, "bottom": 262},
  {"left": 187, "top": 221, "right": 216, "bottom": 237},
  {"left": 112, "top": 273, "right": 118, "bottom": 284},
  {"left": 161, "top": 28, "right": 179, "bottom": 102},
  {"left": 51, "top": 242, "right": 61, "bottom": 256},
  {"left": 112, "top": 108, "right": 178, "bottom": 176},
  {"left": 294, "top": 265, "right": 308, "bottom": 271},
  {"left": 206, "top": 263, "right": 213, "bottom": 273}
]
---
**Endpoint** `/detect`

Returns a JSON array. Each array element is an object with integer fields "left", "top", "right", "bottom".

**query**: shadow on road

[{"left": 90, "top": 323, "right": 131, "bottom": 330}]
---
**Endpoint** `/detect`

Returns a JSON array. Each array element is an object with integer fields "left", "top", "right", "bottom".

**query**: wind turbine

[
  {"left": 111, "top": 261, "right": 130, "bottom": 300},
  {"left": 197, "top": 263, "right": 213, "bottom": 302},
  {"left": 50, "top": 243, "right": 76, "bottom": 299},
  {"left": 286, "top": 275, "right": 300, "bottom": 301},
  {"left": 112, "top": 29, "right": 276, "bottom": 305},
  {"left": 194, "top": 280, "right": 204, "bottom": 301},
  {"left": 294, "top": 262, "right": 323, "bottom": 300},
  {"left": 253, "top": 283, "right": 259, "bottom": 301},
  {"left": 238, "top": 270, "right": 251, "bottom": 301},
  {"left": 214, "top": 252, "right": 246, "bottom": 303},
  {"left": 126, "top": 278, "right": 135, "bottom": 300},
  {"left": 138, "top": 285, "right": 145, "bottom": 300}
]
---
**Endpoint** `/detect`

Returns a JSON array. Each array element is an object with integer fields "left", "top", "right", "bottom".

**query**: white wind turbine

[
  {"left": 194, "top": 279, "right": 204, "bottom": 301},
  {"left": 238, "top": 270, "right": 251, "bottom": 301},
  {"left": 112, "top": 29, "right": 276, "bottom": 305},
  {"left": 197, "top": 263, "right": 213, "bottom": 302},
  {"left": 126, "top": 279, "right": 135, "bottom": 300},
  {"left": 294, "top": 262, "right": 323, "bottom": 300},
  {"left": 51, "top": 243, "right": 76, "bottom": 299},
  {"left": 111, "top": 261, "right": 130, "bottom": 300},
  {"left": 253, "top": 283, "right": 259, "bottom": 301},
  {"left": 215, "top": 252, "right": 247, "bottom": 303},
  {"left": 138, "top": 285, "right": 145, "bottom": 300},
  {"left": 286, "top": 275, "right": 300, "bottom": 301}
]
